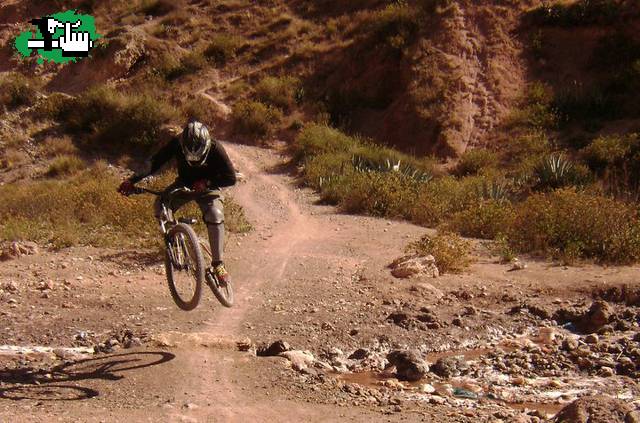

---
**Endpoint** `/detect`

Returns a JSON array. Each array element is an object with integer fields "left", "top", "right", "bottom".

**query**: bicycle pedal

[{"left": 178, "top": 217, "right": 197, "bottom": 224}]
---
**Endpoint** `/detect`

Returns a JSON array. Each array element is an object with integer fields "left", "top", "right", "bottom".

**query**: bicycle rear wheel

[
  {"left": 200, "top": 241, "right": 234, "bottom": 307},
  {"left": 165, "top": 223, "right": 204, "bottom": 311}
]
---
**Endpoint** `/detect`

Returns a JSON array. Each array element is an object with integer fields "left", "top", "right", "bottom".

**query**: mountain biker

[{"left": 118, "top": 120, "right": 237, "bottom": 286}]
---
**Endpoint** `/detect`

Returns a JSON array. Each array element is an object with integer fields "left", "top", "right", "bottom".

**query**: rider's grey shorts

[{"left": 154, "top": 183, "right": 224, "bottom": 225}]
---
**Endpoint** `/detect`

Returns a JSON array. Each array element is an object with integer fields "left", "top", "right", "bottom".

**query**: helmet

[{"left": 181, "top": 121, "right": 212, "bottom": 166}]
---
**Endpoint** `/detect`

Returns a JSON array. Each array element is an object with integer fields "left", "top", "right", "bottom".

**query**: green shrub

[
  {"left": 409, "top": 176, "right": 492, "bottom": 227},
  {"left": 46, "top": 155, "right": 86, "bottom": 178},
  {"left": 454, "top": 149, "right": 498, "bottom": 176},
  {"left": 581, "top": 133, "right": 640, "bottom": 199},
  {"left": 182, "top": 96, "right": 215, "bottom": 127},
  {"left": 581, "top": 134, "right": 639, "bottom": 171},
  {"left": 509, "top": 82, "right": 559, "bottom": 131},
  {"left": 231, "top": 100, "right": 282, "bottom": 140},
  {"left": 406, "top": 231, "right": 472, "bottom": 274},
  {"left": 448, "top": 200, "right": 515, "bottom": 239},
  {"left": 338, "top": 171, "right": 420, "bottom": 219},
  {"left": 492, "top": 234, "right": 517, "bottom": 263},
  {"left": 58, "top": 85, "right": 175, "bottom": 151},
  {"left": 509, "top": 188, "right": 640, "bottom": 263},
  {"left": 293, "top": 124, "right": 357, "bottom": 161},
  {"left": 157, "top": 51, "right": 207, "bottom": 80},
  {"left": 0, "top": 73, "right": 36, "bottom": 110},
  {"left": 204, "top": 34, "right": 243, "bottom": 66},
  {"left": 255, "top": 76, "right": 300, "bottom": 110},
  {"left": 359, "top": 2, "right": 420, "bottom": 50}
]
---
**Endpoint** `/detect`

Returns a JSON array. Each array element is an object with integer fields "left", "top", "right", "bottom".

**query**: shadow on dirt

[
  {"left": 99, "top": 250, "right": 163, "bottom": 267},
  {"left": 0, "top": 351, "right": 175, "bottom": 401}
]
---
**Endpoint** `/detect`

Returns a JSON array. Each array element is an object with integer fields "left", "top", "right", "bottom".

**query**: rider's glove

[
  {"left": 192, "top": 179, "right": 208, "bottom": 193},
  {"left": 118, "top": 179, "right": 135, "bottom": 196}
]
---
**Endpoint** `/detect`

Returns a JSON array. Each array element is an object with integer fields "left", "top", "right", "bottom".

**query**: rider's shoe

[{"left": 211, "top": 262, "right": 231, "bottom": 286}]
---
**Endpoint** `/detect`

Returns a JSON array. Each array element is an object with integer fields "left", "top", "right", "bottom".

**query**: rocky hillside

[{"left": 0, "top": 0, "right": 544, "bottom": 158}]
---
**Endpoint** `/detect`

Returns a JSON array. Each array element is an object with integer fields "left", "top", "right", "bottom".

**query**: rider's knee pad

[{"left": 203, "top": 205, "right": 224, "bottom": 225}]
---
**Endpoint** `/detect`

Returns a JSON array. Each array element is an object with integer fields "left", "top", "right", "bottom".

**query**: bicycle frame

[{"left": 135, "top": 187, "right": 195, "bottom": 270}]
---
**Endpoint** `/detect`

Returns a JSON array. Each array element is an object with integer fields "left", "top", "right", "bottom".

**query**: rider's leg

[{"left": 199, "top": 196, "right": 225, "bottom": 264}]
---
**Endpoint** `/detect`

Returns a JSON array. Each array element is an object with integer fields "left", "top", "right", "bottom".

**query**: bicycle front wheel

[{"left": 165, "top": 223, "right": 204, "bottom": 311}]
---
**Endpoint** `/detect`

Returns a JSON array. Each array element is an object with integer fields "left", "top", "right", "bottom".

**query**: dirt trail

[
  {"left": 1, "top": 141, "right": 639, "bottom": 422},
  {"left": 0, "top": 143, "right": 403, "bottom": 422}
]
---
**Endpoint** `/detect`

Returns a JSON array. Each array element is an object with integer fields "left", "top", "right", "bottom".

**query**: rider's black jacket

[{"left": 129, "top": 137, "right": 237, "bottom": 189}]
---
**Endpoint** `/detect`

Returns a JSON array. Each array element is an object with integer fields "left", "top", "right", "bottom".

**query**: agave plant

[
  {"left": 534, "top": 154, "right": 575, "bottom": 190},
  {"left": 476, "top": 179, "right": 511, "bottom": 202},
  {"left": 351, "top": 155, "right": 432, "bottom": 183}
]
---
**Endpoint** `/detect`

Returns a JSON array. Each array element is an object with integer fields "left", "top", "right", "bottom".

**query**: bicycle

[{"left": 131, "top": 186, "right": 234, "bottom": 310}]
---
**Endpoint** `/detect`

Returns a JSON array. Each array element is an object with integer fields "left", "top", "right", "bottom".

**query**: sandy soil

[{"left": 0, "top": 142, "right": 639, "bottom": 422}]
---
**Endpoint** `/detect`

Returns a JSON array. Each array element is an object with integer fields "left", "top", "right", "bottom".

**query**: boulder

[
  {"left": 386, "top": 350, "right": 429, "bottom": 382},
  {"left": 389, "top": 255, "right": 439, "bottom": 279},
  {"left": 554, "top": 396, "right": 639, "bottom": 423}
]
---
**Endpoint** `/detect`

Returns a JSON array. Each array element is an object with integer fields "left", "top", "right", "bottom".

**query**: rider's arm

[
  {"left": 129, "top": 138, "right": 179, "bottom": 184},
  {"left": 209, "top": 141, "right": 237, "bottom": 188}
]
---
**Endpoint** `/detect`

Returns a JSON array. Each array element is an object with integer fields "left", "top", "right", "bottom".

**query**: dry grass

[
  {"left": 41, "top": 136, "right": 78, "bottom": 158},
  {"left": 255, "top": 75, "right": 300, "bottom": 111},
  {"left": 46, "top": 155, "right": 86, "bottom": 178},
  {"left": 204, "top": 34, "right": 244, "bottom": 67},
  {"left": 0, "top": 149, "right": 29, "bottom": 170},
  {"left": 0, "top": 166, "right": 251, "bottom": 250},
  {"left": 0, "top": 73, "right": 37, "bottom": 110},
  {"left": 57, "top": 85, "right": 177, "bottom": 152}
]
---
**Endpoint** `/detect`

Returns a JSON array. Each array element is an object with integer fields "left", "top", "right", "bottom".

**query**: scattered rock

[
  {"left": 280, "top": 350, "right": 315, "bottom": 371},
  {"left": 562, "top": 337, "right": 580, "bottom": 352},
  {"left": 599, "top": 366, "right": 615, "bottom": 377},
  {"left": 0, "top": 241, "right": 39, "bottom": 261},
  {"left": 389, "top": 255, "right": 439, "bottom": 279},
  {"left": 420, "top": 383, "right": 436, "bottom": 394},
  {"left": 386, "top": 350, "right": 429, "bottom": 382},
  {"left": 509, "top": 259, "right": 527, "bottom": 271},
  {"left": 236, "top": 339, "right": 253, "bottom": 352},
  {"left": 348, "top": 349, "right": 370, "bottom": 360},
  {"left": 124, "top": 337, "right": 143, "bottom": 349},
  {"left": 453, "top": 387, "right": 478, "bottom": 400},
  {"left": 585, "top": 334, "right": 599, "bottom": 344},
  {"left": 2, "top": 281, "right": 18, "bottom": 293},
  {"left": 257, "top": 340, "right": 291, "bottom": 357},
  {"left": 578, "top": 301, "right": 613, "bottom": 334},
  {"left": 431, "top": 356, "right": 468, "bottom": 378},
  {"left": 554, "top": 396, "right": 638, "bottom": 423},
  {"left": 593, "top": 285, "right": 640, "bottom": 307},
  {"left": 386, "top": 312, "right": 425, "bottom": 331},
  {"left": 509, "top": 303, "right": 552, "bottom": 320}
]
